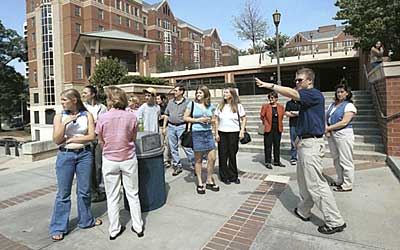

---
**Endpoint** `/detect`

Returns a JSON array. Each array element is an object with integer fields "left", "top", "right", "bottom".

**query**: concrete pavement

[{"left": 0, "top": 151, "right": 398, "bottom": 250}]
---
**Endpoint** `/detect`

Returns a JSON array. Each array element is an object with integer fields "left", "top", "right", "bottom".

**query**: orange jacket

[{"left": 260, "top": 103, "right": 284, "bottom": 133}]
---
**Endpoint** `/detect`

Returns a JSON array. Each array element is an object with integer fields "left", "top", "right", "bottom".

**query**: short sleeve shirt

[
  {"left": 285, "top": 100, "right": 301, "bottom": 127},
  {"left": 187, "top": 102, "right": 215, "bottom": 131},
  {"left": 136, "top": 103, "right": 160, "bottom": 133},
  {"left": 297, "top": 88, "right": 325, "bottom": 137},
  {"left": 96, "top": 108, "right": 137, "bottom": 162},
  {"left": 215, "top": 104, "right": 246, "bottom": 132}
]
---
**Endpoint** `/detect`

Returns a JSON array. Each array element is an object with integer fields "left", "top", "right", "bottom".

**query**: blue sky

[{"left": 1, "top": 0, "right": 343, "bottom": 74}]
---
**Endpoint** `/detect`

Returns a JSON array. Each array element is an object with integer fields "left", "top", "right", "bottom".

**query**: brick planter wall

[{"left": 368, "top": 62, "right": 400, "bottom": 157}]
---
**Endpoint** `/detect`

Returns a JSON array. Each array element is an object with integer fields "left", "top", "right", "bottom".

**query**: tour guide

[{"left": 255, "top": 68, "right": 346, "bottom": 235}]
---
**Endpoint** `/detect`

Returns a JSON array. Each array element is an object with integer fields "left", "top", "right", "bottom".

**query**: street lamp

[
  {"left": 272, "top": 10, "right": 281, "bottom": 85},
  {"left": 310, "top": 32, "right": 314, "bottom": 58}
]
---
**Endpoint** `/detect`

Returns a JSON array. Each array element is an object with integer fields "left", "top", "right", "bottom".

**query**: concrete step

[
  {"left": 245, "top": 125, "right": 381, "bottom": 136},
  {"left": 238, "top": 144, "right": 386, "bottom": 162},
  {"left": 244, "top": 109, "right": 376, "bottom": 116},
  {"left": 244, "top": 114, "right": 377, "bottom": 122},
  {"left": 245, "top": 120, "right": 379, "bottom": 128},
  {"left": 248, "top": 132, "right": 383, "bottom": 144},
  {"left": 247, "top": 138, "right": 385, "bottom": 153}
]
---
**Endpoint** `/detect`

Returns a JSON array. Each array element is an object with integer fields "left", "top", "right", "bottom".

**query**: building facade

[{"left": 25, "top": 0, "right": 238, "bottom": 141}]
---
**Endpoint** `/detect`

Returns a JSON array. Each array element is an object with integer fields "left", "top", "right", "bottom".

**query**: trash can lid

[{"left": 135, "top": 131, "right": 163, "bottom": 158}]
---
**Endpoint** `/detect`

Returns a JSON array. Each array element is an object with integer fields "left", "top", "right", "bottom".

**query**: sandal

[
  {"left": 205, "top": 182, "right": 220, "bottom": 192},
  {"left": 333, "top": 186, "right": 352, "bottom": 192},
  {"left": 51, "top": 234, "right": 64, "bottom": 242},
  {"left": 196, "top": 185, "right": 206, "bottom": 194},
  {"left": 95, "top": 218, "right": 103, "bottom": 226}
]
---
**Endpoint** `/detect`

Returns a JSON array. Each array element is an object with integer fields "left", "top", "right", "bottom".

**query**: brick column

[{"left": 369, "top": 62, "right": 400, "bottom": 156}]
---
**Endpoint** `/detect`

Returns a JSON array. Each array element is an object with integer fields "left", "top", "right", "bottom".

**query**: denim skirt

[{"left": 192, "top": 130, "right": 215, "bottom": 152}]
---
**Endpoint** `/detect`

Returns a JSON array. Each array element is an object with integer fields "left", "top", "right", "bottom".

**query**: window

[
  {"left": 75, "top": 23, "right": 81, "bottom": 33},
  {"left": 31, "top": 17, "right": 35, "bottom": 28},
  {"left": 98, "top": 25, "right": 104, "bottom": 31},
  {"left": 143, "top": 16, "right": 147, "bottom": 25},
  {"left": 98, "top": 9, "right": 104, "bottom": 19},
  {"left": 134, "top": 21, "right": 139, "bottom": 30},
  {"left": 163, "top": 20, "right": 170, "bottom": 30},
  {"left": 76, "top": 64, "right": 83, "bottom": 80},
  {"left": 34, "top": 111, "right": 39, "bottom": 124},
  {"left": 134, "top": 7, "right": 139, "bottom": 16},
  {"left": 125, "top": 3, "right": 130, "bottom": 13},
  {"left": 116, "top": 15, "right": 121, "bottom": 24},
  {"left": 173, "top": 25, "right": 176, "bottom": 33},
  {"left": 33, "top": 93, "right": 39, "bottom": 103},
  {"left": 143, "top": 29, "right": 147, "bottom": 37},
  {"left": 32, "top": 48, "right": 37, "bottom": 59},
  {"left": 115, "top": 0, "right": 121, "bottom": 10},
  {"left": 157, "top": 31, "right": 161, "bottom": 39},
  {"left": 126, "top": 18, "right": 130, "bottom": 27},
  {"left": 45, "top": 109, "right": 55, "bottom": 124},
  {"left": 157, "top": 18, "right": 161, "bottom": 27},
  {"left": 164, "top": 44, "right": 171, "bottom": 55},
  {"left": 97, "top": 0, "right": 103, "bottom": 3},
  {"left": 33, "top": 70, "right": 37, "bottom": 82},
  {"left": 75, "top": 6, "right": 81, "bottom": 16},
  {"left": 32, "top": 32, "right": 36, "bottom": 42},
  {"left": 34, "top": 130, "right": 40, "bottom": 141},
  {"left": 30, "top": 0, "right": 35, "bottom": 12}
]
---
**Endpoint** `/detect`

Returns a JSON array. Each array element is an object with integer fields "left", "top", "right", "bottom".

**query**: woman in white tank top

[{"left": 49, "top": 89, "right": 102, "bottom": 241}]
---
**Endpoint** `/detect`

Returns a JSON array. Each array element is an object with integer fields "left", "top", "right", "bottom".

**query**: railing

[{"left": 364, "top": 64, "right": 400, "bottom": 121}]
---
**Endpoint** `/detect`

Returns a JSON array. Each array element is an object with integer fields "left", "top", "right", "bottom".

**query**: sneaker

[
  {"left": 318, "top": 223, "right": 347, "bottom": 234},
  {"left": 273, "top": 162, "right": 286, "bottom": 168},
  {"left": 172, "top": 167, "right": 182, "bottom": 176},
  {"left": 265, "top": 163, "right": 273, "bottom": 169},
  {"left": 164, "top": 161, "right": 171, "bottom": 168},
  {"left": 290, "top": 160, "right": 297, "bottom": 166}
]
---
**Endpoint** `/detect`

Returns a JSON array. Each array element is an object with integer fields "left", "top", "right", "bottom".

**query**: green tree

[
  {"left": 89, "top": 57, "right": 127, "bottom": 100},
  {"left": 0, "top": 66, "right": 24, "bottom": 131},
  {"left": 0, "top": 20, "right": 26, "bottom": 68},
  {"left": 233, "top": 0, "right": 268, "bottom": 54},
  {"left": 263, "top": 34, "right": 298, "bottom": 58},
  {"left": 334, "top": 0, "right": 400, "bottom": 60},
  {"left": 156, "top": 55, "right": 174, "bottom": 73}
]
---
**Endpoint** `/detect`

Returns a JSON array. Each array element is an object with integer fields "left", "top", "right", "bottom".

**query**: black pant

[
  {"left": 264, "top": 123, "right": 282, "bottom": 164},
  {"left": 218, "top": 131, "right": 239, "bottom": 181}
]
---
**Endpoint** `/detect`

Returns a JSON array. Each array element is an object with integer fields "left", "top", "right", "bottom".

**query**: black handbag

[
  {"left": 180, "top": 101, "right": 194, "bottom": 148},
  {"left": 238, "top": 110, "right": 251, "bottom": 144}
]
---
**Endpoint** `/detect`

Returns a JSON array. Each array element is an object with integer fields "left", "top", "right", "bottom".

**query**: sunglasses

[{"left": 295, "top": 78, "right": 304, "bottom": 83}]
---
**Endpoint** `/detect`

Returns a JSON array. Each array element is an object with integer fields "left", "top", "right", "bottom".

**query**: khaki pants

[
  {"left": 327, "top": 134, "right": 355, "bottom": 190},
  {"left": 296, "top": 137, "right": 345, "bottom": 227},
  {"left": 102, "top": 156, "right": 143, "bottom": 237}
]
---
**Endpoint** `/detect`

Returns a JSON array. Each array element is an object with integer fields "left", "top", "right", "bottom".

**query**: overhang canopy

[{"left": 74, "top": 30, "right": 160, "bottom": 56}]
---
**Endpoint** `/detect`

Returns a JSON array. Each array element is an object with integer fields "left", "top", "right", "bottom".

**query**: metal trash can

[{"left": 124, "top": 131, "right": 166, "bottom": 212}]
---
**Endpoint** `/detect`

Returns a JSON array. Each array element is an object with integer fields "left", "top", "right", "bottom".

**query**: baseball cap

[{"left": 144, "top": 87, "right": 157, "bottom": 96}]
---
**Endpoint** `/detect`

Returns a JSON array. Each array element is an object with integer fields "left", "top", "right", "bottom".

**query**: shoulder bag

[{"left": 180, "top": 101, "right": 194, "bottom": 148}]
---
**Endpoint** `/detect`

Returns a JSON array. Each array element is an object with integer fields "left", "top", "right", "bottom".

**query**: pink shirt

[{"left": 96, "top": 108, "right": 137, "bottom": 161}]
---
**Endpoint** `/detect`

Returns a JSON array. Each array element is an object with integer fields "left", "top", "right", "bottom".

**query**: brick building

[{"left": 25, "top": 0, "right": 238, "bottom": 141}]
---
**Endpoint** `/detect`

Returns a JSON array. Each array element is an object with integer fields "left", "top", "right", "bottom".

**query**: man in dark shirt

[
  {"left": 255, "top": 68, "right": 346, "bottom": 235},
  {"left": 162, "top": 85, "right": 195, "bottom": 176},
  {"left": 157, "top": 93, "right": 171, "bottom": 168},
  {"left": 285, "top": 97, "right": 301, "bottom": 165}
]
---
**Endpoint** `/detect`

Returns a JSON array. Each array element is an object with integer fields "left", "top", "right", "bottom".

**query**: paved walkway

[{"left": 0, "top": 151, "right": 398, "bottom": 250}]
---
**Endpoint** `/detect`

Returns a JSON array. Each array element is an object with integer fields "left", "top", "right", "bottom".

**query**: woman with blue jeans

[
  {"left": 50, "top": 89, "right": 102, "bottom": 241},
  {"left": 184, "top": 85, "right": 220, "bottom": 194}
]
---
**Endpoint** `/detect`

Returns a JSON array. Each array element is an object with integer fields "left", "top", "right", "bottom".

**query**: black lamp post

[{"left": 272, "top": 10, "right": 281, "bottom": 85}]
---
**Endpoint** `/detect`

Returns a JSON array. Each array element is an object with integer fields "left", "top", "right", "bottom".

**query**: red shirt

[{"left": 260, "top": 103, "right": 284, "bottom": 133}]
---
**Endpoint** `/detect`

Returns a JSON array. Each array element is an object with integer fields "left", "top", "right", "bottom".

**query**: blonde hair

[
  {"left": 105, "top": 86, "right": 128, "bottom": 110},
  {"left": 128, "top": 95, "right": 140, "bottom": 104},
  {"left": 218, "top": 87, "right": 240, "bottom": 113},
  {"left": 195, "top": 85, "right": 211, "bottom": 107},
  {"left": 60, "top": 88, "right": 87, "bottom": 112}
]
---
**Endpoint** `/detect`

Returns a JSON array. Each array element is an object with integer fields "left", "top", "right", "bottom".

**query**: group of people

[
  {"left": 256, "top": 67, "right": 357, "bottom": 235},
  {"left": 49, "top": 83, "right": 249, "bottom": 240},
  {"left": 49, "top": 67, "right": 356, "bottom": 240}
]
